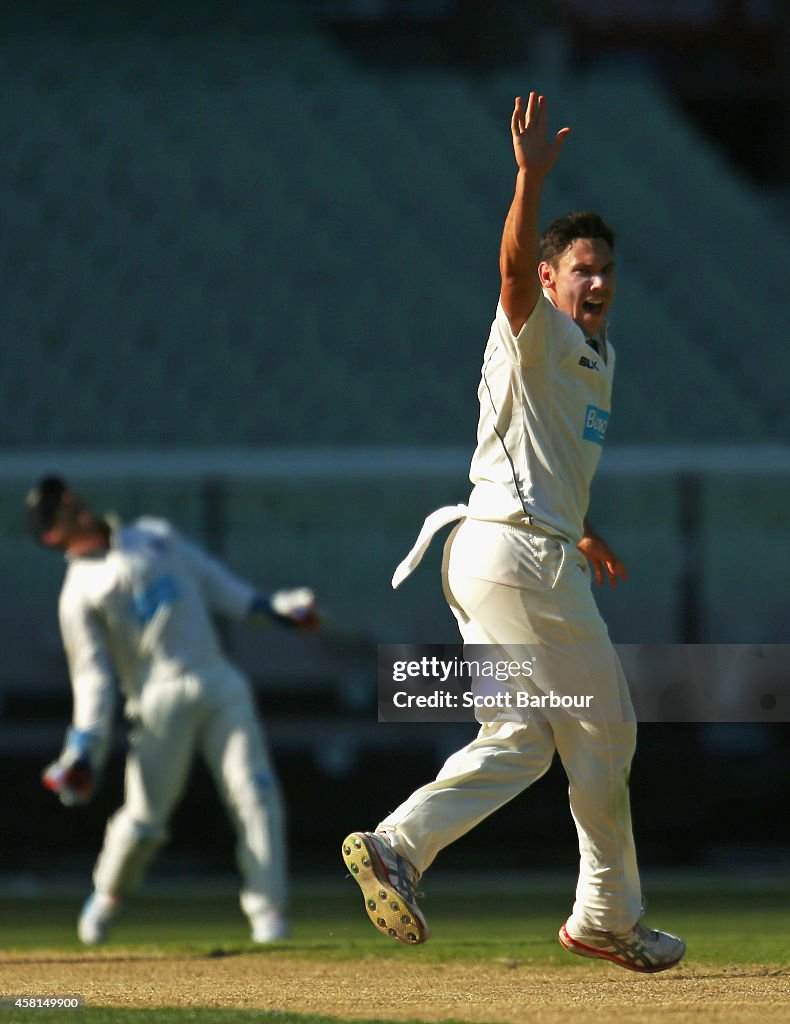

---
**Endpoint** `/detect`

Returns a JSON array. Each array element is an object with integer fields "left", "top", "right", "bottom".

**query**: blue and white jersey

[
  {"left": 58, "top": 518, "right": 256, "bottom": 734},
  {"left": 467, "top": 293, "right": 615, "bottom": 543}
]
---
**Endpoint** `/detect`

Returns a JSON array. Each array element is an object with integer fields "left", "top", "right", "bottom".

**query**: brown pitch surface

[{"left": 1, "top": 952, "right": 788, "bottom": 1023}]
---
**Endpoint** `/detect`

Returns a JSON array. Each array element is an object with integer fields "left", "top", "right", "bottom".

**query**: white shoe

[
  {"left": 78, "top": 891, "right": 119, "bottom": 945},
  {"left": 559, "top": 916, "right": 686, "bottom": 973},
  {"left": 250, "top": 909, "right": 288, "bottom": 943},
  {"left": 341, "top": 831, "right": 429, "bottom": 945}
]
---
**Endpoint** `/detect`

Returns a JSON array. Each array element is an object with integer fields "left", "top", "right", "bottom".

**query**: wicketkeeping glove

[
  {"left": 249, "top": 588, "right": 320, "bottom": 631},
  {"left": 42, "top": 727, "right": 102, "bottom": 806}
]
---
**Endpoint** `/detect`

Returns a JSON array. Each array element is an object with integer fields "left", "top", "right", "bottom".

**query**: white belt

[{"left": 391, "top": 504, "right": 469, "bottom": 589}]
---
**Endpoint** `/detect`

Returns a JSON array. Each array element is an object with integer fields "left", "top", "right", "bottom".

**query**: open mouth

[{"left": 582, "top": 299, "right": 604, "bottom": 315}]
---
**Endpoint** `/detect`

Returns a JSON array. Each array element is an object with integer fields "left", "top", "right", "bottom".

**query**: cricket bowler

[{"left": 342, "top": 93, "right": 686, "bottom": 973}]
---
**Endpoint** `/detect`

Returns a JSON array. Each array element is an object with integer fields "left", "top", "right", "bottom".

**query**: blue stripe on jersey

[{"left": 132, "top": 573, "right": 181, "bottom": 624}]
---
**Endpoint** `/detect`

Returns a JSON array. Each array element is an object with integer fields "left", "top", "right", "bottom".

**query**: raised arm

[{"left": 500, "top": 93, "right": 570, "bottom": 334}]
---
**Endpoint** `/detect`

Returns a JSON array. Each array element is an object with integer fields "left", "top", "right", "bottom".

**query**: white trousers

[
  {"left": 379, "top": 517, "right": 642, "bottom": 933},
  {"left": 93, "top": 660, "right": 286, "bottom": 922}
]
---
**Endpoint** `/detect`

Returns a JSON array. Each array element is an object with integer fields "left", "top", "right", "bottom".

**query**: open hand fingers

[
  {"left": 513, "top": 93, "right": 542, "bottom": 136},
  {"left": 512, "top": 95, "right": 525, "bottom": 136},
  {"left": 604, "top": 557, "right": 628, "bottom": 587},
  {"left": 512, "top": 92, "right": 569, "bottom": 172},
  {"left": 553, "top": 125, "right": 572, "bottom": 155},
  {"left": 515, "top": 93, "right": 570, "bottom": 145},
  {"left": 525, "top": 91, "right": 539, "bottom": 126},
  {"left": 588, "top": 555, "right": 626, "bottom": 587}
]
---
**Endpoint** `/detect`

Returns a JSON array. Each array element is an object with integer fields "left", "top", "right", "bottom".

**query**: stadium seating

[{"left": 0, "top": 20, "right": 787, "bottom": 447}]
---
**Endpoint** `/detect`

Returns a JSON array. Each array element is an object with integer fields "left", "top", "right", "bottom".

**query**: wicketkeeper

[{"left": 28, "top": 475, "right": 319, "bottom": 944}]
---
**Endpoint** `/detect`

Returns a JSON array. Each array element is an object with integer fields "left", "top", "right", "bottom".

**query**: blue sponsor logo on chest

[
  {"left": 132, "top": 573, "right": 181, "bottom": 624},
  {"left": 583, "top": 404, "right": 609, "bottom": 446}
]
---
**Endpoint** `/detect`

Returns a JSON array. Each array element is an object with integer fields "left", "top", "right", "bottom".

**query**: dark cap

[{"left": 25, "top": 475, "right": 69, "bottom": 541}]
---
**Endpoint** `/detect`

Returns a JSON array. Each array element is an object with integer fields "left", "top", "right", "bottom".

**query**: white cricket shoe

[
  {"left": 78, "top": 890, "right": 119, "bottom": 945},
  {"left": 559, "top": 915, "right": 686, "bottom": 973},
  {"left": 341, "top": 831, "right": 429, "bottom": 945},
  {"left": 250, "top": 909, "right": 289, "bottom": 943}
]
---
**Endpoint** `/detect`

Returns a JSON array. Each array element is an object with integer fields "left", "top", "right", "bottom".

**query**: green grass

[
  {"left": 1, "top": 874, "right": 788, "bottom": 965},
  {"left": 0, "top": 874, "right": 787, "bottom": 1024}
]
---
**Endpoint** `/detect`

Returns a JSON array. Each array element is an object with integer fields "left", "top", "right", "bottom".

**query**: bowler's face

[{"left": 540, "top": 237, "right": 616, "bottom": 338}]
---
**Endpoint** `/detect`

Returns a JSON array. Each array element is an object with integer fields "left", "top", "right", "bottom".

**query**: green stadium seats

[{"left": 2, "top": 27, "right": 785, "bottom": 446}]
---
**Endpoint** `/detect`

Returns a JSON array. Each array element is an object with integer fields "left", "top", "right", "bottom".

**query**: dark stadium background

[{"left": 0, "top": 1, "right": 787, "bottom": 890}]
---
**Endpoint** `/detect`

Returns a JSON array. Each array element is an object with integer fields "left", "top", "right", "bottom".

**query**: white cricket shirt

[
  {"left": 467, "top": 294, "right": 615, "bottom": 543},
  {"left": 58, "top": 517, "right": 256, "bottom": 736}
]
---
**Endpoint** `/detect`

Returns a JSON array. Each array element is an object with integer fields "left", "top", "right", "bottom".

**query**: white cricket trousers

[
  {"left": 93, "top": 660, "right": 286, "bottom": 922},
  {"left": 379, "top": 517, "right": 642, "bottom": 933}
]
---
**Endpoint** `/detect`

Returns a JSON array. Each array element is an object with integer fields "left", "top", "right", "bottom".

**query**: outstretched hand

[
  {"left": 42, "top": 756, "right": 95, "bottom": 806},
  {"left": 577, "top": 531, "right": 628, "bottom": 588},
  {"left": 271, "top": 588, "right": 321, "bottom": 631},
  {"left": 511, "top": 93, "right": 570, "bottom": 178}
]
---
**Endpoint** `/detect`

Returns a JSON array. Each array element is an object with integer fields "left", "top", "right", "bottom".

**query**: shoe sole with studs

[{"left": 341, "top": 832, "right": 429, "bottom": 945}]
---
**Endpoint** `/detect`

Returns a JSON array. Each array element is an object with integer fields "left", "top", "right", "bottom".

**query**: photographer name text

[{"left": 391, "top": 690, "right": 594, "bottom": 710}]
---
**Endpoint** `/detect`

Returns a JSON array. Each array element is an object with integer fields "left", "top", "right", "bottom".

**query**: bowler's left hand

[{"left": 577, "top": 532, "right": 628, "bottom": 588}]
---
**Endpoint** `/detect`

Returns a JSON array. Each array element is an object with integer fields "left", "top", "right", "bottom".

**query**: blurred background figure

[{"left": 27, "top": 475, "right": 318, "bottom": 944}]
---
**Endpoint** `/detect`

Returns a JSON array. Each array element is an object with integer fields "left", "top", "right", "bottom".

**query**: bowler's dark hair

[{"left": 540, "top": 212, "right": 615, "bottom": 267}]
